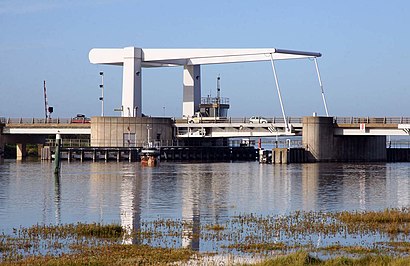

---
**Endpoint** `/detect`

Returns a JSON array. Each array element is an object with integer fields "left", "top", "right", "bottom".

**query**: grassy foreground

[
  {"left": 2, "top": 208, "right": 410, "bottom": 265},
  {"left": 0, "top": 245, "right": 194, "bottom": 266},
  {"left": 250, "top": 251, "right": 410, "bottom": 266},
  {"left": 2, "top": 248, "right": 410, "bottom": 266}
]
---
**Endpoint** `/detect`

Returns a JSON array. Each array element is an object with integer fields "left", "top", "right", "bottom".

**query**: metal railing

[
  {"left": 176, "top": 117, "right": 303, "bottom": 124},
  {"left": 43, "top": 137, "right": 410, "bottom": 149},
  {"left": 6, "top": 118, "right": 76, "bottom": 124},
  {"left": 75, "top": 139, "right": 183, "bottom": 148},
  {"left": 201, "top": 96, "right": 230, "bottom": 105},
  {"left": 387, "top": 140, "right": 410, "bottom": 149},
  {"left": 334, "top": 117, "right": 410, "bottom": 124},
  {"left": 230, "top": 138, "right": 303, "bottom": 149},
  {"left": 4, "top": 116, "right": 410, "bottom": 125},
  {"left": 46, "top": 139, "right": 90, "bottom": 147}
]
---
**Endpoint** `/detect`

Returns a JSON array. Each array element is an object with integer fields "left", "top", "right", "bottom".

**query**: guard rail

[{"left": 3, "top": 116, "right": 410, "bottom": 125}]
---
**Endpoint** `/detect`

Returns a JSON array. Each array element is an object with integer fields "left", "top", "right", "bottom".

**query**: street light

[
  {"left": 146, "top": 124, "right": 151, "bottom": 147},
  {"left": 99, "top": 71, "right": 104, "bottom": 116}
]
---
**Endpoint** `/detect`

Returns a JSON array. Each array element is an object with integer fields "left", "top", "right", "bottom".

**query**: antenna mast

[
  {"left": 43, "top": 80, "right": 48, "bottom": 119},
  {"left": 216, "top": 75, "right": 221, "bottom": 117},
  {"left": 216, "top": 74, "right": 221, "bottom": 99}
]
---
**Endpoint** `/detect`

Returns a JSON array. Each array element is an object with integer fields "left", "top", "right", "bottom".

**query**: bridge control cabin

[
  {"left": 198, "top": 75, "right": 230, "bottom": 118},
  {"left": 199, "top": 96, "right": 230, "bottom": 118}
]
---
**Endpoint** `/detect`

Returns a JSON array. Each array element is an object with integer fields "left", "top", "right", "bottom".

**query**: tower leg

[
  {"left": 122, "top": 47, "right": 142, "bottom": 117},
  {"left": 183, "top": 65, "right": 201, "bottom": 117}
]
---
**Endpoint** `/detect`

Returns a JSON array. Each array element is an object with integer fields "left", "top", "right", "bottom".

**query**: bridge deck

[{"left": 1, "top": 117, "right": 410, "bottom": 137}]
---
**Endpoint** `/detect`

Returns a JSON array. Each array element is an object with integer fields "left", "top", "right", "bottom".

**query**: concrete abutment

[
  {"left": 91, "top": 117, "right": 174, "bottom": 147},
  {"left": 302, "top": 116, "right": 386, "bottom": 162}
]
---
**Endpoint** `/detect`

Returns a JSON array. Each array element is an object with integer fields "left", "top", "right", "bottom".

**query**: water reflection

[
  {"left": 300, "top": 163, "right": 389, "bottom": 212},
  {"left": 386, "top": 164, "right": 410, "bottom": 207},
  {"left": 181, "top": 165, "right": 200, "bottom": 250},
  {"left": 301, "top": 164, "right": 319, "bottom": 210},
  {"left": 0, "top": 162, "right": 10, "bottom": 216},
  {"left": 1, "top": 161, "right": 410, "bottom": 243},
  {"left": 340, "top": 164, "right": 387, "bottom": 211},
  {"left": 54, "top": 173, "right": 61, "bottom": 224},
  {"left": 120, "top": 168, "right": 142, "bottom": 245}
]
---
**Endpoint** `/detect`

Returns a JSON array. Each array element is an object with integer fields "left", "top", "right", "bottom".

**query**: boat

[{"left": 139, "top": 147, "right": 160, "bottom": 166}]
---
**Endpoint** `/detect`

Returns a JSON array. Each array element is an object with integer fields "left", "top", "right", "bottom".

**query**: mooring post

[{"left": 54, "top": 133, "right": 61, "bottom": 175}]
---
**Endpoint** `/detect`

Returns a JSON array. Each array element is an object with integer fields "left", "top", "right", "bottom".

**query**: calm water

[
  {"left": 1, "top": 160, "right": 410, "bottom": 229},
  {"left": 1, "top": 160, "right": 410, "bottom": 251}
]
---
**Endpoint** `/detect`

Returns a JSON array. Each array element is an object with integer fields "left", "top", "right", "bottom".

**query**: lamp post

[
  {"left": 99, "top": 71, "right": 104, "bottom": 116},
  {"left": 146, "top": 124, "right": 151, "bottom": 147}
]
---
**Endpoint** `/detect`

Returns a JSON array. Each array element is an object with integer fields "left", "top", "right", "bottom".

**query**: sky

[{"left": 0, "top": 0, "right": 409, "bottom": 119}]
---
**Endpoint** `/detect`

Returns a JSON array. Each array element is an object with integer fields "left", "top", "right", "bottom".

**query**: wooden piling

[{"left": 53, "top": 134, "right": 61, "bottom": 175}]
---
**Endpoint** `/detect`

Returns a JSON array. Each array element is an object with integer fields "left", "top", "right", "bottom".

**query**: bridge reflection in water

[{"left": 1, "top": 161, "right": 410, "bottom": 251}]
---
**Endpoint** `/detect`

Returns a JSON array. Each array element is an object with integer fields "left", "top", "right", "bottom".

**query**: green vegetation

[
  {"left": 249, "top": 252, "right": 410, "bottom": 266},
  {"left": 3, "top": 144, "right": 37, "bottom": 159},
  {"left": 3, "top": 144, "right": 16, "bottom": 159},
  {"left": 224, "top": 242, "right": 287, "bottom": 253},
  {"left": 0, "top": 245, "right": 195, "bottom": 266},
  {"left": 338, "top": 208, "right": 410, "bottom": 235},
  {"left": 205, "top": 224, "right": 225, "bottom": 231},
  {"left": 2, "top": 209, "right": 410, "bottom": 265}
]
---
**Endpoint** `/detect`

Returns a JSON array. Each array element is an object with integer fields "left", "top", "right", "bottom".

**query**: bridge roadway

[
  {"left": 2, "top": 117, "right": 410, "bottom": 137},
  {"left": 1, "top": 118, "right": 91, "bottom": 135}
]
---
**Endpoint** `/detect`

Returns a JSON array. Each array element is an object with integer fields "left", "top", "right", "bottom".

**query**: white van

[{"left": 249, "top": 116, "right": 268, "bottom": 123}]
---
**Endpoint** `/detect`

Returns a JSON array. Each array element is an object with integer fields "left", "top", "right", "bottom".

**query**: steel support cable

[
  {"left": 313, "top": 57, "right": 329, "bottom": 117},
  {"left": 269, "top": 53, "right": 289, "bottom": 131}
]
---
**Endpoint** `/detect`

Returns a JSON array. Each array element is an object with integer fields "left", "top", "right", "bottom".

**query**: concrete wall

[
  {"left": 333, "top": 135, "right": 386, "bottom": 162},
  {"left": 91, "top": 116, "right": 174, "bottom": 147},
  {"left": 302, "top": 116, "right": 387, "bottom": 162},
  {"left": 387, "top": 148, "right": 410, "bottom": 162},
  {"left": 302, "top": 116, "right": 335, "bottom": 161},
  {"left": 272, "top": 148, "right": 288, "bottom": 164}
]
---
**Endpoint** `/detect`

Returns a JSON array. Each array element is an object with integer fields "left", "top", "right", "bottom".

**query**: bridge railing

[
  {"left": 4, "top": 116, "right": 410, "bottom": 125},
  {"left": 230, "top": 138, "right": 303, "bottom": 148},
  {"left": 334, "top": 117, "right": 410, "bottom": 124},
  {"left": 177, "top": 117, "right": 303, "bottom": 124},
  {"left": 6, "top": 118, "right": 79, "bottom": 124},
  {"left": 387, "top": 140, "right": 410, "bottom": 148},
  {"left": 46, "top": 138, "right": 91, "bottom": 147}
]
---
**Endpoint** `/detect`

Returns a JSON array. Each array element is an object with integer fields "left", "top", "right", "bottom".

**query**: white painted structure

[
  {"left": 89, "top": 47, "right": 322, "bottom": 118},
  {"left": 3, "top": 127, "right": 91, "bottom": 135},
  {"left": 334, "top": 125, "right": 410, "bottom": 136},
  {"left": 2, "top": 120, "right": 409, "bottom": 138}
]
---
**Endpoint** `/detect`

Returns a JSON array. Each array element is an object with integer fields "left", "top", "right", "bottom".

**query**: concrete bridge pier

[
  {"left": 302, "top": 116, "right": 387, "bottom": 162},
  {"left": 2, "top": 135, "right": 47, "bottom": 161},
  {"left": 16, "top": 143, "right": 27, "bottom": 160}
]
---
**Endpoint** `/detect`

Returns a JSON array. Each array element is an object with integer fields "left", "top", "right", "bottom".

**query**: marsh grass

[
  {"left": 224, "top": 242, "right": 287, "bottom": 253},
  {"left": 338, "top": 208, "right": 410, "bottom": 224},
  {"left": 319, "top": 244, "right": 380, "bottom": 255},
  {"left": 205, "top": 224, "right": 225, "bottom": 231},
  {"left": 250, "top": 252, "right": 321, "bottom": 266},
  {"left": 0, "top": 245, "right": 195, "bottom": 266},
  {"left": 337, "top": 208, "right": 410, "bottom": 236},
  {"left": 3, "top": 209, "right": 410, "bottom": 265},
  {"left": 249, "top": 252, "right": 410, "bottom": 266}
]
